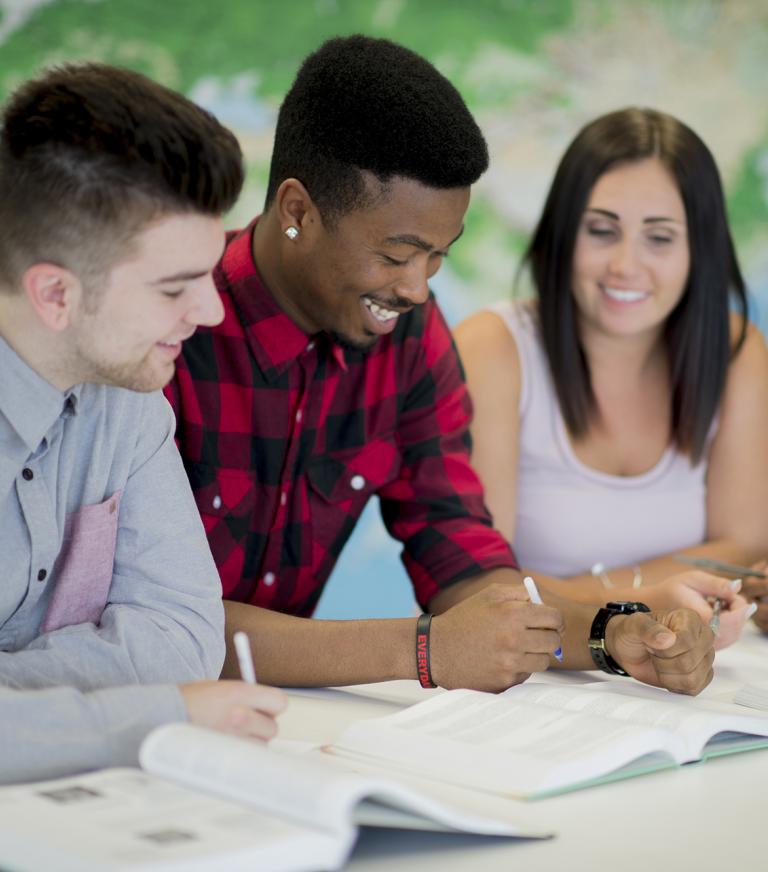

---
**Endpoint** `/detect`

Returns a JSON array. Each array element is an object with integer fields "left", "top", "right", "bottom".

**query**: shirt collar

[
  {"left": 219, "top": 220, "right": 348, "bottom": 381},
  {"left": 0, "top": 336, "right": 81, "bottom": 454}
]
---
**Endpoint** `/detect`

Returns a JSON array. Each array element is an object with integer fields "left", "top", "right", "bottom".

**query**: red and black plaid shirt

[{"left": 164, "top": 221, "right": 517, "bottom": 616}]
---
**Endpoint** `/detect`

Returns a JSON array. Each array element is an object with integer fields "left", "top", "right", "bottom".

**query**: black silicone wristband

[{"left": 416, "top": 613, "right": 436, "bottom": 688}]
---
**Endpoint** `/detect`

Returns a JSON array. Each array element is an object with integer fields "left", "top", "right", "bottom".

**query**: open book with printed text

[
  {"left": 330, "top": 681, "right": 768, "bottom": 799},
  {"left": 0, "top": 723, "right": 549, "bottom": 872}
]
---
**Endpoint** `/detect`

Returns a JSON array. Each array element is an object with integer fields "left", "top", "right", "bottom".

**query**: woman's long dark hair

[{"left": 522, "top": 108, "right": 747, "bottom": 463}]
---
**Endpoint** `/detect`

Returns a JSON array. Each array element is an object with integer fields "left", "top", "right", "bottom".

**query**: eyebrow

[
  {"left": 383, "top": 225, "right": 465, "bottom": 253},
  {"left": 150, "top": 269, "right": 210, "bottom": 285},
  {"left": 585, "top": 208, "right": 683, "bottom": 225}
]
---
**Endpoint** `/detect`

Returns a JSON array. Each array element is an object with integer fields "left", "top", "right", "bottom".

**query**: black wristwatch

[{"left": 588, "top": 601, "right": 651, "bottom": 675}]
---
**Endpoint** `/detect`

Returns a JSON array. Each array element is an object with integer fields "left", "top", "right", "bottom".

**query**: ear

[
  {"left": 20, "top": 263, "right": 83, "bottom": 332},
  {"left": 274, "top": 178, "right": 322, "bottom": 237}
]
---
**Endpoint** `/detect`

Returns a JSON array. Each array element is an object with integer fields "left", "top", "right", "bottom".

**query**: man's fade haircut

[
  {"left": 265, "top": 34, "right": 488, "bottom": 224},
  {"left": 521, "top": 107, "right": 748, "bottom": 464},
  {"left": 0, "top": 62, "right": 244, "bottom": 293}
]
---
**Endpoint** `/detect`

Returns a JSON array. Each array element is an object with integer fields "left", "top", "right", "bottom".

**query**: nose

[
  {"left": 608, "top": 238, "right": 641, "bottom": 277},
  {"left": 392, "top": 259, "right": 432, "bottom": 307},
  {"left": 188, "top": 276, "right": 225, "bottom": 327}
]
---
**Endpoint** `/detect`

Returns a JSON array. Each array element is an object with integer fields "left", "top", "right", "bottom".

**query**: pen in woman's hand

[{"left": 709, "top": 598, "right": 723, "bottom": 635}]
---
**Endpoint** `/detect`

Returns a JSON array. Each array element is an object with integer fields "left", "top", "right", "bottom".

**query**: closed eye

[
  {"left": 587, "top": 227, "right": 616, "bottom": 239},
  {"left": 161, "top": 288, "right": 186, "bottom": 298},
  {"left": 381, "top": 254, "right": 407, "bottom": 266}
]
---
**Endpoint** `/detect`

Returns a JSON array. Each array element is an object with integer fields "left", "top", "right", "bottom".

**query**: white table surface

[{"left": 278, "top": 625, "right": 768, "bottom": 871}]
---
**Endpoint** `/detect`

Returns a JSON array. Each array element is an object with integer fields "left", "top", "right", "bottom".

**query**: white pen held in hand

[
  {"left": 233, "top": 631, "right": 257, "bottom": 684},
  {"left": 709, "top": 598, "right": 723, "bottom": 635},
  {"left": 523, "top": 575, "right": 564, "bottom": 662}
]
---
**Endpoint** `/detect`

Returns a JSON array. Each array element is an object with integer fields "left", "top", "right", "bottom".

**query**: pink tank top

[{"left": 489, "top": 300, "right": 710, "bottom": 577}]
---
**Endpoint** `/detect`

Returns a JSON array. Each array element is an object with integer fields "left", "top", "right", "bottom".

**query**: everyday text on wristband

[{"left": 416, "top": 613, "right": 437, "bottom": 688}]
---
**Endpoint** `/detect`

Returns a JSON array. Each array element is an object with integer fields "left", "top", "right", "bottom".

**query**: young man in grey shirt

[{"left": 0, "top": 63, "right": 285, "bottom": 783}]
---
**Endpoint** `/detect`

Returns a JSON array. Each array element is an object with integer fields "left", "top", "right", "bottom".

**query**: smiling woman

[{"left": 455, "top": 107, "right": 768, "bottom": 641}]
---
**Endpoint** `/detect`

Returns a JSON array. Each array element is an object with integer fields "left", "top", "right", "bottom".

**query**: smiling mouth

[
  {"left": 363, "top": 296, "right": 402, "bottom": 323},
  {"left": 602, "top": 286, "right": 649, "bottom": 303}
]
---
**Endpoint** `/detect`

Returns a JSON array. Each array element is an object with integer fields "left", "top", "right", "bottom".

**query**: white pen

[
  {"left": 233, "top": 631, "right": 257, "bottom": 684},
  {"left": 523, "top": 575, "right": 564, "bottom": 662}
]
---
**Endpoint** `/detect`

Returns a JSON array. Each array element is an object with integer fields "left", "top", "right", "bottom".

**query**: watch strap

[{"left": 588, "top": 601, "right": 651, "bottom": 676}]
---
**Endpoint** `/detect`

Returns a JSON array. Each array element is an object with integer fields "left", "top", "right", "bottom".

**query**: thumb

[{"left": 630, "top": 613, "right": 677, "bottom": 651}]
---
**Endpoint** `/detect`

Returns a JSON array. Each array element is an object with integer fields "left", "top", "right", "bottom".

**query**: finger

[
  {"left": 627, "top": 613, "right": 678, "bottom": 652},
  {"left": 719, "top": 592, "right": 748, "bottom": 613},
  {"left": 518, "top": 652, "right": 552, "bottom": 675},
  {"left": 742, "top": 577, "right": 768, "bottom": 600},
  {"left": 652, "top": 647, "right": 715, "bottom": 695},
  {"left": 517, "top": 628, "right": 563, "bottom": 655},
  {"left": 502, "top": 602, "right": 563, "bottom": 631},
  {"left": 753, "top": 602, "right": 768, "bottom": 633},
  {"left": 678, "top": 572, "right": 744, "bottom": 604},
  {"left": 222, "top": 680, "right": 289, "bottom": 715},
  {"left": 227, "top": 706, "right": 280, "bottom": 740},
  {"left": 249, "top": 684, "right": 290, "bottom": 715}
]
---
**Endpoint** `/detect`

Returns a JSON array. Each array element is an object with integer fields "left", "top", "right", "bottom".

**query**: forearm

[
  {"left": 537, "top": 538, "right": 764, "bottom": 604},
  {"left": 0, "top": 683, "right": 185, "bottom": 784},
  {"left": 0, "top": 597, "right": 225, "bottom": 692},
  {"left": 222, "top": 601, "right": 418, "bottom": 686}
]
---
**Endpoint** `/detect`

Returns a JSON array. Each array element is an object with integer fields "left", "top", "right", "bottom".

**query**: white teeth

[
  {"left": 603, "top": 287, "right": 648, "bottom": 303},
  {"left": 364, "top": 298, "right": 399, "bottom": 322}
]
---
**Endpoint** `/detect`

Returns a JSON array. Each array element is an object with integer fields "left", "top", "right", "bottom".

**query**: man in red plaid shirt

[{"left": 166, "top": 35, "right": 715, "bottom": 695}]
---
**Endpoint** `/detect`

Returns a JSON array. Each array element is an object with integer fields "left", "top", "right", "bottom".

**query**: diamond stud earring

[{"left": 284, "top": 226, "right": 299, "bottom": 240}]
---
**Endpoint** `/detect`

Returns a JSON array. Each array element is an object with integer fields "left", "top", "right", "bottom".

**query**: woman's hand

[{"left": 636, "top": 571, "right": 752, "bottom": 650}]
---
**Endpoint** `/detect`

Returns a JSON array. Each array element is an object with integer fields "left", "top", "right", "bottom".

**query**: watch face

[{"left": 606, "top": 601, "right": 651, "bottom": 613}]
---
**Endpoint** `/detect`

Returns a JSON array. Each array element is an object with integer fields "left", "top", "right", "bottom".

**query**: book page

[
  {"left": 334, "top": 688, "right": 684, "bottom": 797},
  {"left": 336, "top": 683, "right": 768, "bottom": 798},
  {"left": 140, "top": 724, "right": 538, "bottom": 841},
  {"left": 0, "top": 768, "right": 343, "bottom": 872},
  {"left": 140, "top": 724, "right": 363, "bottom": 839},
  {"left": 532, "top": 682, "right": 768, "bottom": 756}
]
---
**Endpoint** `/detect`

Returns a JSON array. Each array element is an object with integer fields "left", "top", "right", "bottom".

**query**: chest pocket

[
  {"left": 306, "top": 438, "right": 401, "bottom": 556},
  {"left": 307, "top": 438, "right": 402, "bottom": 505},
  {"left": 186, "top": 463, "right": 258, "bottom": 539},
  {"left": 40, "top": 491, "right": 122, "bottom": 633}
]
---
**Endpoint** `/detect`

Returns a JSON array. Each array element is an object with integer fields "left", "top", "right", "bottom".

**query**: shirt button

[
  {"left": 22, "top": 468, "right": 34, "bottom": 481},
  {"left": 212, "top": 495, "right": 222, "bottom": 510},
  {"left": 306, "top": 341, "right": 316, "bottom": 351},
  {"left": 350, "top": 474, "right": 366, "bottom": 491},
  {"left": 263, "top": 572, "right": 276, "bottom": 587},
  {"left": 295, "top": 410, "right": 303, "bottom": 423},
  {"left": 37, "top": 569, "right": 47, "bottom": 582},
  {"left": 280, "top": 491, "right": 287, "bottom": 506}
]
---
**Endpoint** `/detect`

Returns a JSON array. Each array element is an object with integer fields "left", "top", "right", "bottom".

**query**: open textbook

[
  {"left": 331, "top": 681, "right": 768, "bottom": 799},
  {"left": 0, "top": 723, "right": 549, "bottom": 872}
]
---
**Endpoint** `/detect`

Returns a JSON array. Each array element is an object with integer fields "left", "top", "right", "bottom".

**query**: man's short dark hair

[
  {"left": 265, "top": 34, "right": 488, "bottom": 223},
  {"left": 0, "top": 63, "right": 244, "bottom": 292}
]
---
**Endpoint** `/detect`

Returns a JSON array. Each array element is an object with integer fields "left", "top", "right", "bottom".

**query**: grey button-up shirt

[{"left": 0, "top": 337, "right": 225, "bottom": 781}]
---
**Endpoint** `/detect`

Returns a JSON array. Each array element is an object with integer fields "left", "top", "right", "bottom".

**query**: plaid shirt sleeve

[{"left": 380, "top": 297, "right": 519, "bottom": 608}]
